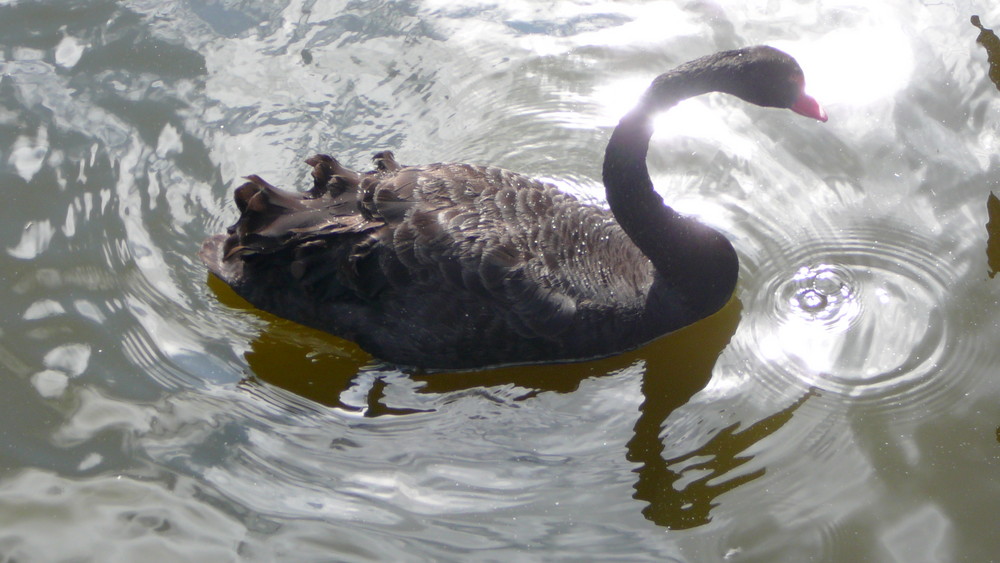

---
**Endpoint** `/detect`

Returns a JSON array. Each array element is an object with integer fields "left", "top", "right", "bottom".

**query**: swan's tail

[{"left": 200, "top": 155, "right": 387, "bottom": 295}]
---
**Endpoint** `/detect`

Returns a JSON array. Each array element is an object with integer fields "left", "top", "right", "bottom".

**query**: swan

[{"left": 201, "top": 46, "right": 827, "bottom": 369}]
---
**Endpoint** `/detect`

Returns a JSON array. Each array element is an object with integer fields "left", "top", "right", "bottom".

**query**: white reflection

[
  {"left": 43, "top": 343, "right": 91, "bottom": 377},
  {"left": 778, "top": 25, "right": 915, "bottom": 107},
  {"left": 761, "top": 315, "right": 847, "bottom": 376},
  {"left": 590, "top": 75, "right": 646, "bottom": 125},
  {"left": 7, "top": 219, "right": 54, "bottom": 260},
  {"left": 23, "top": 299, "right": 66, "bottom": 320},
  {"left": 574, "top": 2, "right": 698, "bottom": 47},
  {"left": 155, "top": 124, "right": 183, "bottom": 158},
  {"left": 54, "top": 33, "right": 85, "bottom": 69},
  {"left": 882, "top": 504, "right": 952, "bottom": 562},
  {"left": 8, "top": 128, "right": 49, "bottom": 181},
  {"left": 31, "top": 369, "right": 69, "bottom": 399}
]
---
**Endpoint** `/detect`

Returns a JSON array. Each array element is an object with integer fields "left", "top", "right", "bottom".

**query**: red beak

[{"left": 791, "top": 92, "right": 828, "bottom": 122}]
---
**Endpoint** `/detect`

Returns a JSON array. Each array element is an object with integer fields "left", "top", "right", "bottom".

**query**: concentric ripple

[{"left": 737, "top": 224, "right": 974, "bottom": 414}]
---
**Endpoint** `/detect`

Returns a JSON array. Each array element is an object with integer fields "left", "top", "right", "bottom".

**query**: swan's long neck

[{"left": 602, "top": 70, "right": 738, "bottom": 318}]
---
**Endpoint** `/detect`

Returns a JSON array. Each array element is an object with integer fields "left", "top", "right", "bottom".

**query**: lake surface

[{"left": 2, "top": 0, "right": 1000, "bottom": 560}]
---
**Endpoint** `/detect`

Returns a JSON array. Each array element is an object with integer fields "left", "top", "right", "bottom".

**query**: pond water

[{"left": 2, "top": 0, "right": 1000, "bottom": 560}]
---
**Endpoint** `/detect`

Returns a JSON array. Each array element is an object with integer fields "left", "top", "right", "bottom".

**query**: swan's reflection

[{"left": 209, "top": 274, "right": 808, "bottom": 529}]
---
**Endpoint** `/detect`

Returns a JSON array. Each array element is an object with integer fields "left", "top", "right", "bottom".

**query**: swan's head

[
  {"left": 716, "top": 46, "right": 828, "bottom": 122},
  {"left": 641, "top": 46, "right": 827, "bottom": 122}
]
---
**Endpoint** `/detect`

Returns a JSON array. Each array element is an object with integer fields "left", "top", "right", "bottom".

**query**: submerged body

[{"left": 201, "top": 46, "right": 826, "bottom": 369}]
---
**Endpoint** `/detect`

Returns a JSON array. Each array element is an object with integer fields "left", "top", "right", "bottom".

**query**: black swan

[{"left": 201, "top": 46, "right": 827, "bottom": 369}]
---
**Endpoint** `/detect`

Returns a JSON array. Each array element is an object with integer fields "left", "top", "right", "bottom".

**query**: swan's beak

[{"left": 791, "top": 92, "right": 828, "bottom": 122}]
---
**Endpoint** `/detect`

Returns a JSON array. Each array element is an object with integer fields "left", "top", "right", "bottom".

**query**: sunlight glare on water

[
  {"left": 2, "top": 0, "right": 1000, "bottom": 561},
  {"left": 786, "top": 22, "right": 916, "bottom": 107}
]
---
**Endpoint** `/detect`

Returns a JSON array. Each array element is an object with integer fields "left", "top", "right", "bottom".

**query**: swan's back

[{"left": 201, "top": 152, "right": 661, "bottom": 368}]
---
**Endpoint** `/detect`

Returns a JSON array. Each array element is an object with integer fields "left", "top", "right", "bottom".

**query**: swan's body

[{"left": 201, "top": 46, "right": 826, "bottom": 369}]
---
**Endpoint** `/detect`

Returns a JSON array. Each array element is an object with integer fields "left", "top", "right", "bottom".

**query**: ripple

[
  {"left": 778, "top": 263, "right": 860, "bottom": 328},
  {"left": 737, "top": 225, "right": 972, "bottom": 417}
]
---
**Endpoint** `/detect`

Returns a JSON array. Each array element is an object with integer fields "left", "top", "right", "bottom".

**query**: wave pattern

[{"left": 736, "top": 225, "right": 980, "bottom": 417}]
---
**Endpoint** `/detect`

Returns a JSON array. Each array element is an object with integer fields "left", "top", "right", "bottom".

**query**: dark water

[{"left": 2, "top": 0, "right": 1000, "bottom": 560}]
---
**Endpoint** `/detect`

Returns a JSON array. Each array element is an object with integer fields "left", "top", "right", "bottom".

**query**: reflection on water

[
  {"left": 221, "top": 270, "right": 795, "bottom": 530},
  {"left": 208, "top": 274, "right": 374, "bottom": 410},
  {"left": 972, "top": 16, "right": 1000, "bottom": 91},
  {"left": 3, "top": 0, "right": 1000, "bottom": 560},
  {"left": 987, "top": 193, "right": 1000, "bottom": 278},
  {"left": 637, "top": 390, "right": 812, "bottom": 530}
]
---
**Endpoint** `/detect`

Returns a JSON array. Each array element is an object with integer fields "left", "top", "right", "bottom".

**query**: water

[{"left": 1, "top": 0, "right": 999, "bottom": 560}]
